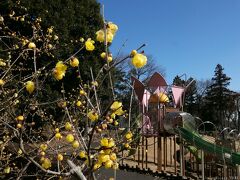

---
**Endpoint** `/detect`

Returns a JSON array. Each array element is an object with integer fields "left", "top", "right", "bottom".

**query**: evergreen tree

[{"left": 203, "top": 64, "right": 232, "bottom": 127}]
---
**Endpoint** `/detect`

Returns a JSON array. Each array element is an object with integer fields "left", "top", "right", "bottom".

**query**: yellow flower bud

[
  {"left": 40, "top": 144, "right": 48, "bottom": 151},
  {"left": 76, "top": 100, "right": 82, "bottom": 107},
  {"left": 25, "top": 81, "right": 35, "bottom": 94},
  {"left": 65, "top": 122, "right": 72, "bottom": 131},
  {"left": 16, "top": 115, "right": 24, "bottom": 121},
  {"left": 72, "top": 140, "right": 80, "bottom": 148},
  {"left": 55, "top": 132, "right": 62, "bottom": 139},
  {"left": 79, "top": 151, "right": 86, "bottom": 158},
  {"left": 66, "top": 134, "right": 74, "bottom": 143},
  {"left": 100, "top": 52, "right": 106, "bottom": 59},
  {"left": 130, "top": 50, "right": 137, "bottom": 57},
  {"left": 17, "top": 123, "right": 22, "bottom": 128},
  {"left": 57, "top": 154, "right": 64, "bottom": 161},
  {"left": 28, "top": 42, "right": 36, "bottom": 49}
]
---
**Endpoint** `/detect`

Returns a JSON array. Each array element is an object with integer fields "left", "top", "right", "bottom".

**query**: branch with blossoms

[{"left": 0, "top": 2, "right": 148, "bottom": 180}]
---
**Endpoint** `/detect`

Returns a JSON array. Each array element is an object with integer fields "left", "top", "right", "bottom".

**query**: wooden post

[
  {"left": 154, "top": 136, "right": 156, "bottom": 164},
  {"left": 201, "top": 150, "right": 205, "bottom": 180},
  {"left": 142, "top": 136, "right": 144, "bottom": 169},
  {"left": 174, "top": 135, "right": 177, "bottom": 175},
  {"left": 138, "top": 146, "right": 140, "bottom": 166},
  {"left": 170, "top": 137, "right": 172, "bottom": 166},
  {"left": 157, "top": 136, "right": 162, "bottom": 171},
  {"left": 164, "top": 136, "right": 166, "bottom": 171},
  {"left": 145, "top": 137, "right": 148, "bottom": 169}
]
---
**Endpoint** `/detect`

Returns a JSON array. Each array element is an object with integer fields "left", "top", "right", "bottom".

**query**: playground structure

[{"left": 121, "top": 72, "right": 240, "bottom": 179}]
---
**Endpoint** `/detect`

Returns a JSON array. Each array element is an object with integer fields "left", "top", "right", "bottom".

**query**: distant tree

[
  {"left": 173, "top": 75, "right": 185, "bottom": 87},
  {"left": 203, "top": 64, "right": 233, "bottom": 127},
  {"left": 195, "top": 79, "right": 212, "bottom": 116}
]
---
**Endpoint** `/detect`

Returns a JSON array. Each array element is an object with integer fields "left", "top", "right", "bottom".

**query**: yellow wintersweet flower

[
  {"left": 42, "top": 158, "right": 51, "bottom": 169},
  {"left": 96, "top": 30, "right": 105, "bottom": 42},
  {"left": 25, "top": 81, "right": 35, "bottom": 94},
  {"left": 80, "top": 90, "right": 87, "bottom": 96},
  {"left": 40, "top": 144, "right": 48, "bottom": 151},
  {"left": 28, "top": 42, "right": 36, "bottom": 49},
  {"left": 53, "top": 61, "right": 67, "bottom": 80},
  {"left": 0, "top": 59, "right": 6, "bottom": 66},
  {"left": 96, "top": 29, "right": 114, "bottom": 43},
  {"left": 130, "top": 50, "right": 137, "bottom": 57},
  {"left": 110, "top": 101, "right": 122, "bottom": 111},
  {"left": 4, "top": 166, "right": 10, "bottom": 174},
  {"left": 100, "top": 138, "right": 109, "bottom": 147},
  {"left": 79, "top": 151, "right": 86, "bottom": 158},
  {"left": 85, "top": 38, "right": 95, "bottom": 51},
  {"left": 87, "top": 111, "right": 99, "bottom": 121},
  {"left": 106, "top": 31, "right": 114, "bottom": 43},
  {"left": 93, "top": 162, "right": 101, "bottom": 170},
  {"left": 108, "top": 139, "right": 115, "bottom": 148},
  {"left": 0, "top": 79, "right": 5, "bottom": 86},
  {"left": 125, "top": 132, "right": 133, "bottom": 140},
  {"left": 47, "top": 26, "right": 53, "bottom": 34},
  {"left": 105, "top": 160, "right": 113, "bottom": 169},
  {"left": 115, "top": 107, "right": 125, "bottom": 116},
  {"left": 79, "top": 37, "right": 84, "bottom": 42},
  {"left": 110, "top": 153, "right": 117, "bottom": 161},
  {"left": 98, "top": 154, "right": 110, "bottom": 163},
  {"left": 107, "top": 22, "right": 118, "bottom": 35},
  {"left": 131, "top": 53, "right": 147, "bottom": 68},
  {"left": 100, "top": 52, "right": 106, "bottom": 59},
  {"left": 70, "top": 57, "right": 79, "bottom": 67},
  {"left": 91, "top": 81, "right": 98, "bottom": 87},
  {"left": 112, "top": 162, "right": 119, "bottom": 170}
]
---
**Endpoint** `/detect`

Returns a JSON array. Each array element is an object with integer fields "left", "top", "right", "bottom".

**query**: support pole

[
  {"left": 174, "top": 135, "right": 177, "bottom": 175},
  {"left": 138, "top": 146, "right": 140, "bottom": 166},
  {"left": 157, "top": 136, "right": 162, "bottom": 171},
  {"left": 164, "top": 136, "right": 166, "bottom": 171},
  {"left": 201, "top": 150, "right": 205, "bottom": 180},
  {"left": 142, "top": 136, "right": 144, "bottom": 169},
  {"left": 154, "top": 136, "right": 156, "bottom": 164},
  {"left": 237, "top": 165, "right": 240, "bottom": 178},
  {"left": 145, "top": 137, "right": 148, "bottom": 169},
  {"left": 180, "top": 136, "right": 184, "bottom": 176},
  {"left": 170, "top": 137, "right": 172, "bottom": 166}
]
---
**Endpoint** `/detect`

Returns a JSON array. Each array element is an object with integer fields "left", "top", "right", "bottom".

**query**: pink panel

[
  {"left": 171, "top": 86, "right": 185, "bottom": 108},
  {"left": 142, "top": 89, "right": 151, "bottom": 107},
  {"left": 131, "top": 76, "right": 145, "bottom": 102},
  {"left": 147, "top": 72, "right": 167, "bottom": 89}
]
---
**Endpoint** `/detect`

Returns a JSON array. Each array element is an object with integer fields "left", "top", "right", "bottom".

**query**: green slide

[{"left": 177, "top": 127, "right": 240, "bottom": 165}]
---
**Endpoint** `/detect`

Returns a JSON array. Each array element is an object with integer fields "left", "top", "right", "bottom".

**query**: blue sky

[{"left": 98, "top": 0, "right": 240, "bottom": 91}]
